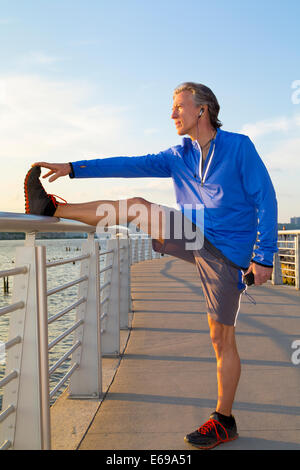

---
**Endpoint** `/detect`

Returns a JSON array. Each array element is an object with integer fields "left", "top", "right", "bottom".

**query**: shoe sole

[
  {"left": 24, "top": 166, "right": 41, "bottom": 214},
  {"left": 184, "top": 433, "right": 239, "bottom": 450},
  {"left": 24, "top": 166, "right": 59, "bottom": 216},
  {"left": 24, "top": 167, "right": 32, "bottom": 214}
]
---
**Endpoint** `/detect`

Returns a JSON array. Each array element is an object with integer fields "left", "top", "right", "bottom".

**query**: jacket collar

[{"left": 183, "top": 127, "right": 221, "bottom": 149}]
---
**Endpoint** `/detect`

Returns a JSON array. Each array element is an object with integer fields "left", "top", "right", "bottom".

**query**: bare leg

[
  {"left": 208, "top": 316, "right": 241, "bottom": 416},
  {"left": 54, "top": 197, "right": 165, "bottom": 242}
]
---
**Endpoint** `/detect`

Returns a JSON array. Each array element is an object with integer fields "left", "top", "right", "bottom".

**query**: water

[{"left": 0, "top": 238, "right": 109, "bottom": 408}]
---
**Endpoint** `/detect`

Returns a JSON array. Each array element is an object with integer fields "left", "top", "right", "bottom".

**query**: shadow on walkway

[{"left": 79, "top": 257, "right": 300, "bottom": 450}]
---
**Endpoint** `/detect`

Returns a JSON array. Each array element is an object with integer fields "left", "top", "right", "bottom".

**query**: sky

[{"left": 0, "top": 0, "right": 299, "bottom": 223}]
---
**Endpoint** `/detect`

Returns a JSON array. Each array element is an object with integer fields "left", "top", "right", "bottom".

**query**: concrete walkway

[{"left": 79, "top": 256, "right": 300, "bottom": 450}]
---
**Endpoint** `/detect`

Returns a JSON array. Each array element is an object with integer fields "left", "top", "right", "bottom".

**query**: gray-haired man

[{"left": 25, "top": 82, "right": 277, "bottom": 449}]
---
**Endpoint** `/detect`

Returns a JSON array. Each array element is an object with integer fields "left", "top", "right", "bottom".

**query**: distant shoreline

[{"left": 0, "top": 232, "right": 88, "bottom": 240}]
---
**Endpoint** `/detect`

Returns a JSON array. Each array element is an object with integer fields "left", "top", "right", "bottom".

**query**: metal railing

[
  {"left": 0, "top": 262, "right": 26, "bottom": 451},
  {"left": 277, "top": 230, "right": 300, "bottom": 289},
  {"left": 2, "top": 211, "right": 297, "bottom": 449},
  {"left": 0, "top": 212, "right": 160, "bottom": 450}
]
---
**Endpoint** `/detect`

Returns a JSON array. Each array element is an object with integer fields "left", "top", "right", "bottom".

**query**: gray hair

[{"left": 174, "top": 82, "right": 222, "bottom": 129}]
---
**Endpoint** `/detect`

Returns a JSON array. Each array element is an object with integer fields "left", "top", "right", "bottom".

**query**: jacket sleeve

[
  {"left": 239, "top": 136, "right": 278, "bottom": 267},
  {"left": 69, "top": 149, "right": 173, "bottom": 179}
]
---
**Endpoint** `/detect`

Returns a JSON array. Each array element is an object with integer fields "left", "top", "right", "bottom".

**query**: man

[{"left": 24, "top": 82, "right": 278, "bottom": 449}]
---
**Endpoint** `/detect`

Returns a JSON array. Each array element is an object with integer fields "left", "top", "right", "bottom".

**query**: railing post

[
  {"left": 140, "top": 238, "right": 145, "bottom": 262},
  {"left": 128, "top": 238, "right": 132, "bottom": 314},
  {"left": 147, "top": 238, "right": 153, "bottom": 260},
  {"left": 100, "top": 238, "right": 120, "bottom": 355},
  {"left": 133, "top": 238, "right": 139, "bottom": 264},
  {"left": 272, "top": 252, "right": 283, "bottom": 285},
  {"left": 35, "top": 246, "right": 51, "bottom": 449},
  {"left": 130, "top": 238, "right": 134, "bottom": 264},
  {"left": 119, "top": 236, "right": 130, "bottom": 329},
  {"left": 1, "top": 238, "right": 48, "bottom": 449},
  {"left": 69, "top": 234, "right": 102, "bottom": 398},
  {"left": 295, "top": 234, "right": 300, "bottom": 290}
]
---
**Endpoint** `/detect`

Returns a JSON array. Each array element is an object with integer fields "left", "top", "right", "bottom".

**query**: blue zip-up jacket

[{"left": 70, "top": 128, "right": 278, "bottom": 269}]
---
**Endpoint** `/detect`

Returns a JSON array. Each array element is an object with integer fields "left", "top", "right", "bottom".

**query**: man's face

[{"left": 171, "top": 90, "right": 199, "bottom": 137}]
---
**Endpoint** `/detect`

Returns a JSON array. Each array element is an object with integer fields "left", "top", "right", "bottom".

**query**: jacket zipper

[{"left": 196, "top": 141, "right": 216, "bottom": 186}]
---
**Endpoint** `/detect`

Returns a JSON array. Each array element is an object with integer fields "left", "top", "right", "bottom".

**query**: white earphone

[{"left": 198, "top": 108, "right": 204, "bottom": 118}]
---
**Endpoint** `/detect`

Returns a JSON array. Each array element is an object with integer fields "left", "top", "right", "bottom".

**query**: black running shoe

[
  {"left": 184, "top": 412, "right": 239, "bottom": 450},
  {"left": 24, "top": 166, "right": 63, "bottom": 216}
]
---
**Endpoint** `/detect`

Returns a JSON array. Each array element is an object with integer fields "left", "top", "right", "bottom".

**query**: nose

[{"left": 171, "top": 109, "right": 177, "bottom": 119}]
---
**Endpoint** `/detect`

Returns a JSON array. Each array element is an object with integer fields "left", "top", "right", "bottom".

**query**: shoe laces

[
  {"left": 49, "top": 194, "right": 68, "bottom": 207},
  {"left": 197, "top": 419, "right": 228, "bottom": 441}
]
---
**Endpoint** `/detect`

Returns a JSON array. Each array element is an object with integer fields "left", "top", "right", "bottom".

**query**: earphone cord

[
  {"left": 196, "top": 111, "right": 218, "bottom": 249},
  {"left": 196, "top": 112, "right": 216, "bottom": 150}
]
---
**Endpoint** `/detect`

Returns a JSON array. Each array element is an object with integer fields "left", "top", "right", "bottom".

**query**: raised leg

[{"left": 55, "top": 197, "right": 165, "bottom": 242}]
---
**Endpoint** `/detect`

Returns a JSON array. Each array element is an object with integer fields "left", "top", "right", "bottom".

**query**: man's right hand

[{"left": 31, "top": 162, "right": 72, "bottom": 182}]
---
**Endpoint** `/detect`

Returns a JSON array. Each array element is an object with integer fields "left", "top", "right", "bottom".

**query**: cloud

[
  {"left": 0, "top": 74, "right": 129, "bottom": 161},
  {"left": 239, "top": 114, "right": 300, "bottom": 173},
  {"left": 264, "top": 138, "right": 300, "bottom": 171},
  {"left": 0, "top": 74, "right": 176, "bottom": 212},
  {"left": 0, "top": 75, "right": 129, "bottom": 210},
  {"left": 20, "top": 51, "right": 66, "bottom": 66},
  {"left": 239, "top": 115, "right": 300, "bottom": 140}
]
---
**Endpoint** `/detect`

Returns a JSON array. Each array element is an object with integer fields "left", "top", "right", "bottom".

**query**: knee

[
  {"left": 210, "top": 326, "right": 224, "bottom": 355},
  {"left": 209, "top": 321, "right": 236, "bottom": 356},
  {"left": 128, "top": 196, "right": 150, "bottom": 207}
]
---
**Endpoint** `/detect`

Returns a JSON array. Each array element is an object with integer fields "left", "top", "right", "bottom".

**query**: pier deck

[{"left": 79, "top": 256, "right": 300, "bottom": 450}]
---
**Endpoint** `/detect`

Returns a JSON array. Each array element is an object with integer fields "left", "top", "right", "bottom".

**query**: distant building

[{"left": 278, "top": 218, "right": 300, "bottom": 230}]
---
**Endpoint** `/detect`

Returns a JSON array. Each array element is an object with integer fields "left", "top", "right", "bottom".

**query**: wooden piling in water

[{"left": 3, "top": 276, "right": 9, "bottom": 294}]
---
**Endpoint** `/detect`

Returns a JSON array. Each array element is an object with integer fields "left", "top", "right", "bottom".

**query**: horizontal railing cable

[
  {"left": 0, "top": 301, "right": 25, "bottom": 318},
  {"left": 0, "top": 266, "right": 28, "bottom": 278},
  {"left": 46, "top": 253, "right": 90, "bottom": 268},
  {"left": 0, "top": 370, "right": 18, "bottom": 388},
  {"left": 48, "top": 297, "right": 86, "bottom": 325},
  {"left": 49, "top": 341, "right": 81, "bottom": 376},
  {"left": 100, "top": 280, "right": 111, "bottom": 291},
  {"left": 99, "top": 250, "right": 114, "bottom": 256},
  {"left": 100, "top": 296, "right": 109, "bottom": 307},
  {"left": 47, "top": 275, "right": 88, "bottom": 297},
  {"left": 0, "top": 405, "right": 15, "bottom": 424},
  {"left": 99, "top": 265, "right": 113, "bottom": 274},
  {"left": 0, "top": 440, "right": 12, "bottom": 450},
  {"left": 4, "top": 336, "right": 22, "bottom": 351},
  {"left": 49, "top": 363, "right": 79, "bottom": 399},
  {"left": 48, "top": 320, "right": 84, "bottom": 351}
]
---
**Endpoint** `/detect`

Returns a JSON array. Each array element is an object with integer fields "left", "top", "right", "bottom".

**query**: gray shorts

[{"left": 151, "top": 206, "right": 247, "bottom": 326}]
